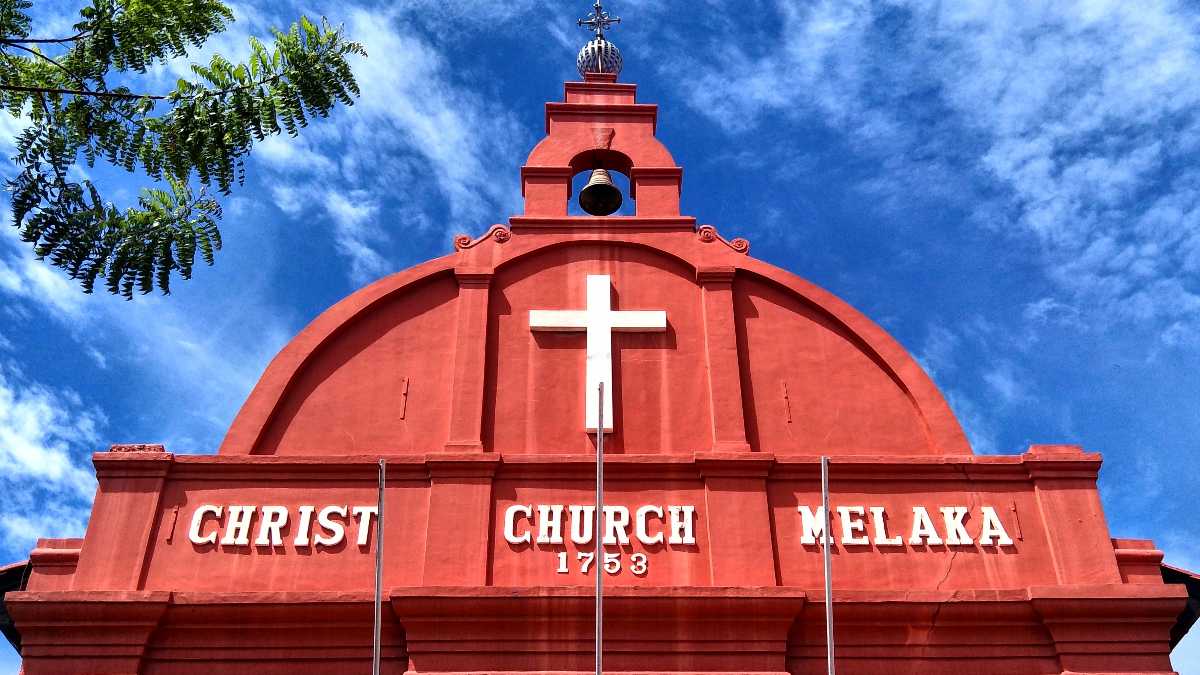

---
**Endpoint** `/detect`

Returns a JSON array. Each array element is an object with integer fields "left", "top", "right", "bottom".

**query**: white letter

[
  {"left": 798, "top": 505, "right": 826, "bottom": 546},
  {"left": 570, "top": 505, "right": 595, "bottom": 544},
  {"left": 293, "top": 505, "right": 315, "bottom": 547},
  {"left": 870, "top": 506, "right": 902, "bottom": 546},
  {"left": 837, "top": 506, "right": 869, "bottom": 545},
  {"left": 603, "top": 506, "right": 630, "bottom": 545},
  {"left": 314, "top": 505, "right": 347, "bottom": 547},
  {"left": 352, "top": 506, "right": 377, "bottom": 547},
  {"left": 221, "top": 505, "right": 254, "bottom": 546},
  {"left": 636, "top": 505, "right": 664, "bottom": 545},
  {"left": 188, "top": 505, "right": 222, "bottom": 545},
  {"left": 504, "top": 504, "right": 533, "bottom": 545},
  {"left": 909, "top": 506, "right": 943, "bottom": 545},
  {"left": 536, "top": 504, "right": 565, "bottom": 544},
  {"left": 979, "top": 506, "right": 1014, "bottom": 546},
  {"left": 255, "top": 506, "right": 288, "bottom": 546},
  {"left": 940, "top": 506, "right": 973, "bottom": 545},
  {"left": 668, "top": 505, "right": 696, "bottom": 545}
]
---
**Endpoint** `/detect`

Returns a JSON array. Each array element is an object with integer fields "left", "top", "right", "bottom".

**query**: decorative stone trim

[
  {"left": 697, "top": 224, "right": 750, "bottom": 254},
  {"left": 453, "top": 224, "right": 511, "bottom": 251}
]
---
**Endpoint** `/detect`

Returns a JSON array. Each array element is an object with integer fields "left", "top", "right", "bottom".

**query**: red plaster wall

[
  {"left": 490, "top": 479, "right": 710, "bottom": 586},
  {"left": 252, "top": 274, "right": 458, "bottom": 455},
  {"left": 768, "top": 479, "right": 1055, "bottom": 589},
  {"left": 8, "top": 74, "right": 1189, "bottom": 675},
  {"left": 139, "top": 476, "right": 430, "bottom": 592},
  {"left": 484, "top": 243, "right": 710, "bottom": 455},
  {"left": 735, "top": 273, "right": 934, "bottom": 455}
]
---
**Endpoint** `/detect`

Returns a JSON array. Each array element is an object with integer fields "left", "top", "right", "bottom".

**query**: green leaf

[{"left": 3, "top": 2, "right": 363, "bottom": 298}]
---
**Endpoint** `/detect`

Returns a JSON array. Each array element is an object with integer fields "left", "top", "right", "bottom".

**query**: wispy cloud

[
  {"left": 0, "top": 363, "right": 99, "bottom": 496},
  {"left": 270, "top": 185, "right": 305, "bottom": 216},
  {"left": 665, "top": 0, "right": 1200, "bottom": 345},
  {"left": 915, "top": 323, "right": 962, "bottom": 380},
  {"left": 982, "top": 361, "right": 1029, "bottom": 407},
  {"left": 245, "top": 4, "right": 532, "bottom": 284},
  {"left": 0, "top": 200, "right": 291, "bottom": 456},
  {"left": 255, "top": 135, "right": 338, "bottom": 176},
  {"left": 0, "top": 361, "right": 101, "bottom": 557},
  {"left": 322, "top": 189, "right": 387, "bottom": 284},
  {"left": 0, "top": 226, "right": 86, "bottom": 320},
  {"left": 944, "top": 387, "right": 1000, "bottom": 455}
]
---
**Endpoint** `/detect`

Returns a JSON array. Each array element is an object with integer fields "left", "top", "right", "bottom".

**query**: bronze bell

[{"left": 578, "top": 168, "right": 622, "bottom": 216}]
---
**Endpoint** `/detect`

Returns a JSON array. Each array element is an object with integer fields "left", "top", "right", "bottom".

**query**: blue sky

[{"left": 2, "top": 0, "right": 1200, "bottom": 671}]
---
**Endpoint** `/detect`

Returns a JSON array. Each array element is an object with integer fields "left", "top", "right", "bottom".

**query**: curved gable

[{"left": 220, "top": 233, "right": 969, "bottom": 457}]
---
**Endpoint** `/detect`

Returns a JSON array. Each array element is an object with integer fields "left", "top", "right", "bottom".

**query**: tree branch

[
  {"left": 0, "top": 32, "right": 91, "bottom": 46},
  {"left": 0, "top": 83, "right": 166, "bottom": 100},
  {"left": 2, "top": 68, "right": 297, "bottom": 103},
  {"left": 1, "top": 41, "right": 86, "bottom": 82},
  {"left": 2, "top": 46, "right": 157, "bottom": 133}
]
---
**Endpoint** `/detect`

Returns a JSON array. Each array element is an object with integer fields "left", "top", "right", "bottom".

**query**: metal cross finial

[{"left": 578, "top": 1, "right": 620, "bottom": 40}]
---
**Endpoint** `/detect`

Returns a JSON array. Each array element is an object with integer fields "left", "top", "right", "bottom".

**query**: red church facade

[{"left": 3, "top": 41, "right": 1198, "bottom": 675}]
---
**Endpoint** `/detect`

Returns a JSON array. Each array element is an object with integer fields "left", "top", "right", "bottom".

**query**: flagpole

[
  {"left": 595, "top": 381, "right": 605, "bottom": 675},
  {"left": 821, "top": 455, "right": 835, "bottom": 675},
  {"left": 372, "top": 458, "right": 385, "bottom": 675}
]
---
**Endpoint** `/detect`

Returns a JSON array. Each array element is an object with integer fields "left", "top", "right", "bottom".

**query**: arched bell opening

[
  {"left": 568, "top": 167, "right": 634, "bottom": 216},
  {"left": 568, "top": 148, "right": 634, "bottom": 177},
  {"left": 568, "top": 148, "right": 634, "bottom": 216}
]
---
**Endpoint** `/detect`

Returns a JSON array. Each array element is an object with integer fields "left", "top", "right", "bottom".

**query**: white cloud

[
  {"left": 545, "top": 20, "right": 577, "bottom": 53},
  {"left": 270, "top": 185, "right": 305, "bottom": 216},
  {"left": 667, "top": 0, "right": 1200, "bottom": 343},
  {"left": 0, "top": 0, "right": 313, "bottom": 559},
  {"left": 0, "top": 360, "right": 102, "bottom": 556},
  {"left": 339, "top": 8, "right": 527, "bottom": 222},
  {"left": 0, "top": 112, "right": 25, "bottom": 153},
  {"left": 0, "top": 202, "right": 291, "bottom": 456},
  {"left": 85, "top": 346, "right": 108, "bottom": 370},
  {"left": 254, "top": 135, "right": 337, "bottom": 175},
  {"left": 1023, "top": 297, "right": 1082, "bottom": 326},
  {"left": 237, "top": 4, "right": 532, "bottom": 282},
  {"left": 944, "top": 386, "right": 1000, "bottom": 455},
  {"left": 0, "top": 226, "right": 87, "bottom": 320},
  {"left": 0, "top": 502, "right": 91, "bottom": 553},
  {"left": 0, "top": 365, "right": 99, "bottom": 496},
  {"left": 113, "top": 293, "right": 292, "bottom": 442},
  {"left": 322, "top": 189, "right": 388, "bottom": 284},
  {"left": 982, "top": 362, "right": 1028, "bottom": 406},
  {"left": 915, "top": 323, "right": 962, "bottom": 379}
]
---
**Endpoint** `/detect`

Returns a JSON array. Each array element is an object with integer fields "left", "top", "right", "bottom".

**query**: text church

[{"left": 2, "top": 3, "right": 1199, "bottom": 674}]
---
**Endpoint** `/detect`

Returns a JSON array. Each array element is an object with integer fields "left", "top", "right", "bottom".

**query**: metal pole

[
  {"left": 821, "top": 455, "right": 835, "bottom": 675},
  {"left": 595, "top": 382, "right": 605, "bottom": 675},
  {"left": 372, "top": 458, "right": 385, "bottom": 675}
]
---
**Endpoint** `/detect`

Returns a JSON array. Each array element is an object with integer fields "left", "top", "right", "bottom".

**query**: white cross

[{"left": 530, "top": 274, "right": 667, "bottom": 433}]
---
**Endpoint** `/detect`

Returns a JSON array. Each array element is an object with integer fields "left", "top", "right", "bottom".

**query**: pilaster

[
  {"left": 72, "top": 449, "right": 172, "bottom": 590},
  {"left": 697, "top": 453, "right": 776, "bottom": 586},
  {"left": 697, "top": 266, "right": 751, "bottom": 453},
  {"left": 1025, "top": 445, "right": 1121, "bottom": 584},
  {"left": 444, "top": 268, "right": 493, "bottom": 453},
  {"left": 421, "top": 457, "right": 499, "bottom": 585}
]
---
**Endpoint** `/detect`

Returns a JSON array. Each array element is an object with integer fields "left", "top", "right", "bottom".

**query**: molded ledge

[
  {"left": 7, "top": 590, "right": 169, "bottom": 675},
  {"left": 392, "top": 586, "right": 805, "bottom": 674},
  {"left": 92, "top": 450, "right": 173, "bottom": 478},
  {"left": 509, "top": 215, "right": 696, "bottom": 231}
]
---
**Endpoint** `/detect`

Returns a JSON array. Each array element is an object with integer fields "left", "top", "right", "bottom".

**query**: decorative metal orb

[{"left": 577, "top": 37, "right": 623, "bottom": 78}]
